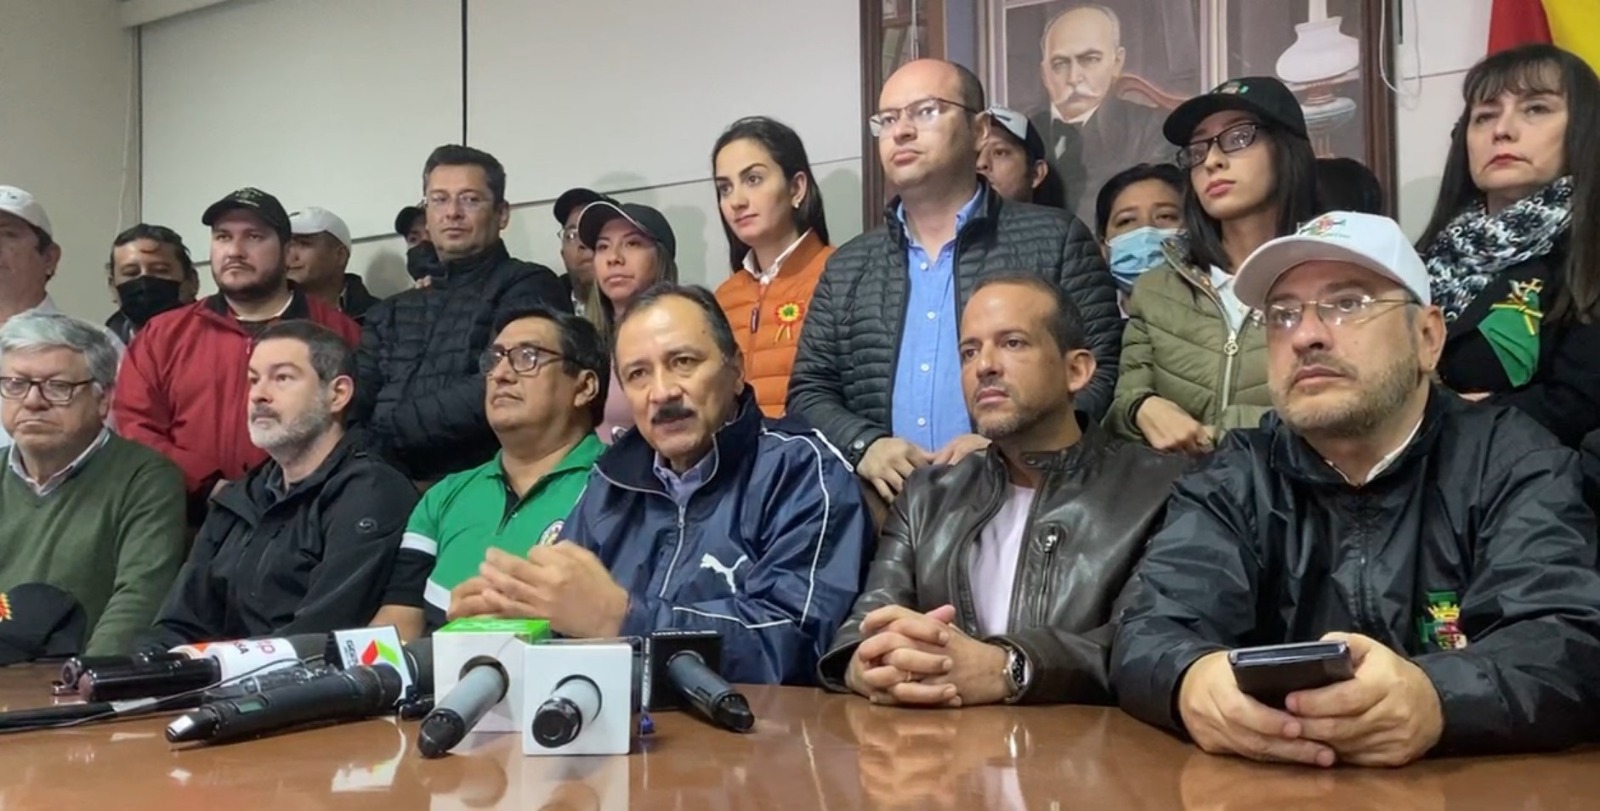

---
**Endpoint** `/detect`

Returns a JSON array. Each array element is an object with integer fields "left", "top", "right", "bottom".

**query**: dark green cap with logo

[{"left": 1163, "top": 76, "right": 1310, "bottom": 145}]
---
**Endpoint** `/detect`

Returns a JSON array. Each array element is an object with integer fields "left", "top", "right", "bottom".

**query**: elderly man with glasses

[
  {"left": 370, "top": 303, "right": 608, "bottom": 639},
  {"left": 0, "top": 312, "right": 185, "bottom": 655}
]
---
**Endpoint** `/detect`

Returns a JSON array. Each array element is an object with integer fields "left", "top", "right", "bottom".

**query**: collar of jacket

[
  {"left": 974, "top": 412, "right": 1113, "bottom": 485},
  {"left": 1268, "top": 386, "right": 1452, "bottom": 488},
  {"left": 435, "top": 240, "right": 512, "bottom": 287},
  {"left": 214, "top": 428, "right": 373, "bottom": 519},
  {"left": 595, "top": 386, "right": 763, "bottom": 495},
  {"left": 201, "top": 286, "right": 312, "bottom": 329},
  {"left": 883, "top": 179, "right": 997, "bottom": 250}
]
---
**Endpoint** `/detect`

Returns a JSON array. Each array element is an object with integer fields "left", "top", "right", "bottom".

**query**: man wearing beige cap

[
  {"left": 0, "top": 185, "right": 60, "bottom": 326},
  {"left": 288, "top": 206, "right": 379, "bottom": 322},
  {"left": 1113, "top": 212, "right": 1600, "bottom": 767}
]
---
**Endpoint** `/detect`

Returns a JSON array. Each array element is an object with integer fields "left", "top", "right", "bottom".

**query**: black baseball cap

[
  {"left": 1162, "top": 76, "right": 1309, "bottom": 146},
  {"left": 201, "top": 187, "right": 292, "bottom": 242},
  {"left": 577, "top": 200, "right": 677, "bottom": 260},
  {"left": 394, "top": 204, "right": 426, "bottom": 236},
  {"left": 0, "top": 583, "right": 88, "bottom": 665},
  {"left": 554, "top": 188, "right": 605, "bottom": 225}
]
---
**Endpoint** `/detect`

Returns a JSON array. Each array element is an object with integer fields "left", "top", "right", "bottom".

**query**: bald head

[
  {"left": 881, "top": 58, "right": 985, "bottom": 113},
  {"left": 1039, "top": 4, "right": 1126, "bottom": 120},
  {"left": 876, "top": 59, "right": 988, "bottom": 195},
  {"left": 1041, "top": 4, "right": 1122, "bottom": 52}
]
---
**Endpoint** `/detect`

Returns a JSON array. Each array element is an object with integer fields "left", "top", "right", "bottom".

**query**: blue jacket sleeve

[{"left": 565, "top": 445, "right": 872, "bottom": 686}]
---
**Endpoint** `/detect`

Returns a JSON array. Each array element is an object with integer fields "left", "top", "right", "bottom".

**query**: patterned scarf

[{"left": 1421, "top": 176, "right": 1572, "bottom": 322}]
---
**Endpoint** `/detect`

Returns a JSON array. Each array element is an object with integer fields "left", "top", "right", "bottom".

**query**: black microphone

[
  {"left": 416, "top": 655, "right": 506, "bottom": 758},
  {"left": 76, "top": 633, "right": 333, "bottom": 702},
  {"left": 666, "top": 650, "right": 754, "bottom": 733},
  {"left": 165, "top": 664, "right": 404, "bottom": 745},
  {"left": 530, "top": 675, "right": 603, "bottom": 749},
  {"left": 59, "top": 651, "right": 185, "bottom": 689}
]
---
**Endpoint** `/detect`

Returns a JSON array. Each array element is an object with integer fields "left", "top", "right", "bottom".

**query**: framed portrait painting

[{"left": 859, "top": 0, "right": 1396, "bottom": 228}]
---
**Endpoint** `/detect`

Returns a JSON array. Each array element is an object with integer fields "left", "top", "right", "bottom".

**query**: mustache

[
  {"left": 651, "top": 402, "right": 696, "bottom": 424},
  {"left": 1294, "top": 352, "right": 1357, "bottom": 378},
  {"left": 250, "top": 407, "right": 279, "bottom": 421}
]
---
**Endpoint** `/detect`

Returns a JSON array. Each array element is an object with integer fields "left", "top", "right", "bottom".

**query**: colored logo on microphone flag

[
  {"left": 362, "top": 639, "right": 401, "bottom": 668},
  {"left": 0, "top": 593, "right": 11, "bottom": 622}
]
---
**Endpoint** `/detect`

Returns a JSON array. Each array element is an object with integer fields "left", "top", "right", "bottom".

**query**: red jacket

[{"left": 113, "top": 292, "right": 360, "bottom": 497}]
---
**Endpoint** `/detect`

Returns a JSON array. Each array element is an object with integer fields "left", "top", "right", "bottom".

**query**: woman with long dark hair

[
  {"left": 711, "top": 116, "right": 832, "bottom": 417},
  {"left": 1418, "top": 44, "right": 1600, "bottom": 447},
  {"left": 1105, "top": 77, "right": 1319, "bottom": 453}
]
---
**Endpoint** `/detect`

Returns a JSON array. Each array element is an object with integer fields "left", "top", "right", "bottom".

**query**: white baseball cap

[
  {"left": 1234, "top": 211, "right": 1431, "bottom": 310},
  {"left": 0, "top": 186, "right": 53, "bottom": 238},
  {"left": 289, "top": 206, "right": 352, "bottom": 248}
]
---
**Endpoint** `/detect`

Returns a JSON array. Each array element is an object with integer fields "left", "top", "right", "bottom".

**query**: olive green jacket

[{"left": 1105, "top": 245, "right": 1273, "bottom": 442}]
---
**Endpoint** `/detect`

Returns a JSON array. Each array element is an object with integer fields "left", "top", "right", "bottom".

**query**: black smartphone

[{"left": 1228, "top": 640, "right": 1354, "bottom": 709}]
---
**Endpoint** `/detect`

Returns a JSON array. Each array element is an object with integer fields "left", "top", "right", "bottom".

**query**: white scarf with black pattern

[{"left": 1421, "top": 176, "right": 1572, "bottom": 322}]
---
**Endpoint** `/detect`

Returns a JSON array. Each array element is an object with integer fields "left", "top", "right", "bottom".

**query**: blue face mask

[{"left": 1107, "top": 226, "right": 1178, "bottom": 293}]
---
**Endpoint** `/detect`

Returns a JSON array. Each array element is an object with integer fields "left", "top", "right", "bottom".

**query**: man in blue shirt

[
  {"left": 471, "top": 284, "right": 872, "bottom": 684},
  {"left": 788, "top": 59, "right": 1121, "bottom": 505}
]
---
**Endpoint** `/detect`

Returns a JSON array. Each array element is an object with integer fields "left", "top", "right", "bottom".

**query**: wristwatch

[{"left": 995, "top": 639, "right": 1031, "bottom": 704}]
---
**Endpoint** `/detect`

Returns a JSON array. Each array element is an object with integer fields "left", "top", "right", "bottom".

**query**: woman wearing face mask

[
  {"left": 1418, "top": 44, "right": 1600, "bottom": 448},
  {"left": 577, "top": 199, "right": 680, "bottom": 443},
  {"left": 1095, "top": 163, "right": 1184, "bottom": 313},
  {"left": 1105, "top": 77, "right": 1319, "bottom": 453},
  {"left": 105, "top": 224, "right": 200, "bottom": 344},
  {"left": 710, "top": 117, "right": 833, "bottom": 417},
  {"left": 977, "top": 107, "right": 1065, "bottom": 208}
]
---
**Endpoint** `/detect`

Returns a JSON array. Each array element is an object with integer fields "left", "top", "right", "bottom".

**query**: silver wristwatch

[{"left": 997, "top": 640, "right": 1030, "bottom": 704}]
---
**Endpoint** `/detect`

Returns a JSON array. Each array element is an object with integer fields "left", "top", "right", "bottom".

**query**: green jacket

[{"left": 1105, "top": 245, "right": 1273, "bottom": 442}]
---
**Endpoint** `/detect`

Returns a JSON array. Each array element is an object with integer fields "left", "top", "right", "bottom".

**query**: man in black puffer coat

[
  {"left": 354, "top": 146, "right": 569, "bottom": 483},
  {"left": 787, "top": 59, "right": 1121, "bottom": 504}
]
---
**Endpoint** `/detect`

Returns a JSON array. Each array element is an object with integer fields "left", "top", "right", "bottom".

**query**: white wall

[
  {"left": 0, "top": 0, "right": 139, "bottom": 322},
  {"left": 1392, "top": 0, "right": 1494, "bottom": 237}
]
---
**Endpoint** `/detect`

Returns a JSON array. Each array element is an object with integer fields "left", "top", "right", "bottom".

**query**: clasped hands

[
  {"left": 844, "top": 604, "right": 1012, "bottom": 708},
  {"left": 446, "top": 542, "right": 629, "bottom": 639},
  {"left": 1177, "top": 632, "right": 1445, "bottom": 768}
]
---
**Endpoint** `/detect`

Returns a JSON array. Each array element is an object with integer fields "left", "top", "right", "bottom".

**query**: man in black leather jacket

[
  {"left": 817, "top": 272, "right": 1183, "bottom": 706},
  {"left": 354, "top": 145, "right": 568, "bottom": 484},
  {"left": 1112, "top": 212, "right": 1600, "bottom": 767}
]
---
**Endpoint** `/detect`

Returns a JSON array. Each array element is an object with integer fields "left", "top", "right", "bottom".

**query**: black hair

[
  {"left": 615, "top": 283, "right": 741, "bottom": 363},
  {"left": 987, "top": 122, "right": 1067, "bottom": 209},
  {"left": 253, "top": 319, "right": 356, "bottom": 391},
  {"left": 1315, "top": 157, "right": 1385, "bottom": 215},
  {"left": 493, "top": 303, "right": 610, "bottom": 429},
  {"left": 1181, "top": 124, "right": 1320, "bottom": 271},
  {"left": 951, "top": 62, "right": 987, "bottom": 111},
  {"left": 1094, "top": 163, "right": 1184, "bottom": 239},
  {"left": 712, "top": 117, "right": 832, "bottom": 270},
  {"left": 423, "top": 144, "right": 508, "bottom": 206},
  {"left": 1417, "top": 44, "right": 1600, "bottom": 323},
  {"left": 971, "top": 272, "right": 1087, "bottom": 354},
  {"left": 107, "top": 223, "right": 198, "bottom": 281},
  {"left": 29, "top": 224, "right": 52, "bottom": 254}
]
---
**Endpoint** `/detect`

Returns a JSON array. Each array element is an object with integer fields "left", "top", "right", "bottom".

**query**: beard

[
  {"left": 217, "top": 260, "right": 289, "bottom": 303},
  {"left": 972, "top": 387, "right": 1051, "bottom": 442},
  {"left": 248, "top": 393, "right": 333, "bottom": 454},
  {"left": 1275, "top": 338, "right": 1420, "bottom": 440}
]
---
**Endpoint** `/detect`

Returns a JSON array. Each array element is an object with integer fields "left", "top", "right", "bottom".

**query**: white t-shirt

[
  {"left": 1209, "top": 266, "right": 1251, "bottom": 334},
  {"left": 968, "top": 484, "right": 1038, "bottom": 637}
]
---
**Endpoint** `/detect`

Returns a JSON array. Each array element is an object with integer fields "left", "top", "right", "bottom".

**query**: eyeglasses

[
  {"left": 0, "top": 376, "right": 96, "bottom": 404},
  {"left": 425, "top": 193, "right": 491, "bottom": 213},
  {"left": 555, "top": 227, "right": 582, "bottom": 245},
  {"left": 868, "top": 97, "right": 979, "bottom": 137},
  {"left": 478, "top": 344, "right": 567, "bottom": 377},
  {"left": 1176, "top": 122, "right": 1263, "bottom": 170},
  {"left": 1262, "top": 294, "right": 1415, "bottom": 332}
]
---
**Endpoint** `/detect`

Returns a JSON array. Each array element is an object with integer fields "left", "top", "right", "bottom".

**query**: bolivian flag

[{"left": 1489, "top": 0, "right": 1600, "bottom": 73}]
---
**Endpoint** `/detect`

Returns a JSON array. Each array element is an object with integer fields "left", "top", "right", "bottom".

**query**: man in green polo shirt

[{"left": 371, "top": 303, "right": 606, "bottom": 638}]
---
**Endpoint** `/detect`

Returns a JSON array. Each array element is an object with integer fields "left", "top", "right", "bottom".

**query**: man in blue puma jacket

[{"left": 469, "top": 283, "right": 871, "bottom": 684}]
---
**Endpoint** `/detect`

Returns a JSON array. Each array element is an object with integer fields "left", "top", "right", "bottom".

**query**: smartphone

[{"left": 1228, "top": 640, "right": 1354, "bottom": 709}]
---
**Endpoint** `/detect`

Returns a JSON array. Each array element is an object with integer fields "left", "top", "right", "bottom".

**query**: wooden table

[{"left": 1, "top": 664, "right": 1596, "bottom": 809}]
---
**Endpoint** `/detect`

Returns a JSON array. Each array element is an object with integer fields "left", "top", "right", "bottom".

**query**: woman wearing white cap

[
  {"left": 1417, "top": 44, "right": 1600, "bottom": 449},
  {"left": 1105, "top": 76, "right": 1320, "bottom": 455},
  {"left": 577, "top": 199, "right": 680, "bottom": 443}
]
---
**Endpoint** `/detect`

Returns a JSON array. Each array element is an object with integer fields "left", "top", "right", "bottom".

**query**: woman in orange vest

[{"left": 711, "top": 117, "right": 833, "bottom": 417}]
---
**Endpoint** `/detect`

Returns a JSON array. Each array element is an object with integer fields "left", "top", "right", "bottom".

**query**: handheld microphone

[
  {"left": 530, "top": 675, "right": 602, "bottom": 749},
  {"left": 665, "top": 651, "right": 753, "bottom": 733},
  {"left": 165, "top": 664, "right": 404, "bottom": 745},
  {"left": 75, "top": 634, "right": 331, "bottom": 703},
  {"left": 59, "top": 651, "right": 185, "bottom": 690},
  {"left": 417, "top": 655, "right": 507, "bottom": 758}
]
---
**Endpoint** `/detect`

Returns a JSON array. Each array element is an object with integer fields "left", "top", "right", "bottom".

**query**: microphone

[
  {"left": 417, "top": 655, "right": 507, "bottom": 758},
  {"left": 165, "top": 664, "right": 405, "bottom": 745},
  {"left": 665, "top": 651, "right": 753, "bottom": 733},
  {"left": 530, "top": 675, "right": 603, "bottom": 749},
  {"left": 75, "top": 633, "right": 331, "bottom": 702},
  {"left": 59, "top": 651, "right": 185, "bottom": 690}
]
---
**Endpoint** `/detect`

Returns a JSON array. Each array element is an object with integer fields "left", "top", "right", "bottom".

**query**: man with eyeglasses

[
  {"left": 552, "top": 187, "right": 603, "bottom": 316},
  {"left": 369, "top": 304, "right": 606, "bottom": 638},
  {"left": 1113, "top": 212, "right": 1600, "bottom": 767},
  {"left": 355, "top": 145, "right": 569, "bottom": 489},
  {"left": 789, "top": 58, "right": 1121, "bottom": 510},
  {"left": 0, "top": 312, "right": 185, "bottom": 655}
]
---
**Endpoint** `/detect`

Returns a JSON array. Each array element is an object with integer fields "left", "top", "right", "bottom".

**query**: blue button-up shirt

[
  {"left": 653, "top": 449, "right": 717, "bottom": 508},
  {"left": 890, "top": 187, "right": 985, "bottom": 451}
]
